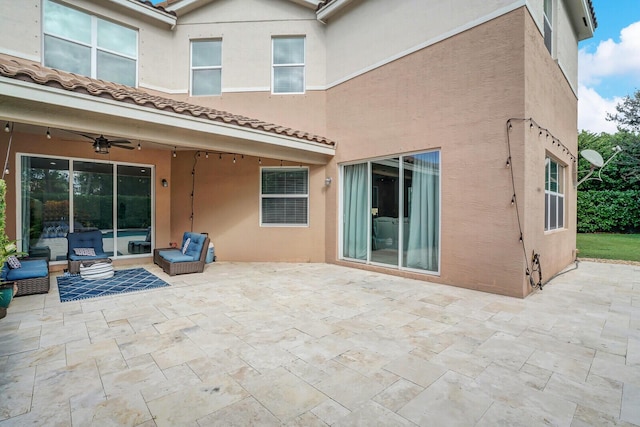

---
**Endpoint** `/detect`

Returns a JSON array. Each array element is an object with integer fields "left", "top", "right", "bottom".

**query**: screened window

[
  {"left": 261, "top": 168, "right": 308, "bottom": 226},
  {"left": 272, "top": 37, "right": 305, "bottom": 94},
  {"left": 191, "top": 40, "right": 222, "bottom": 96},
  {"left": 545, "top": 157, "right": 564, "bottom": 231},
  {"left": 43, "top": 0, "right": 137, "bottom": 86}
]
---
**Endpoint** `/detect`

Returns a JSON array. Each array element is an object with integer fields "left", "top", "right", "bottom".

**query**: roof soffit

[
  {"left": 163, "top": 0, "right": 319, "bottom": 16},
  {"left": 105, "top": 0, "right": 177, "bottom": 26}
]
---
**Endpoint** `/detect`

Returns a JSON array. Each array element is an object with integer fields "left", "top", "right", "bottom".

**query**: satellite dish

[{"left": 581, "top": 149, "right": 604, "bottom": 168}]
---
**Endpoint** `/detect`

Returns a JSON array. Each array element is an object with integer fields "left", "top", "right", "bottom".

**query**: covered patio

[{"left": 1, "top": 261, "right": 638, "bottom": 426}]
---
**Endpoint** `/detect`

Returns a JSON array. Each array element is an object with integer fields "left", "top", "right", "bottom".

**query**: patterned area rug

[{"left": 57, "top": 268, "right": 169, "bottom": 302}]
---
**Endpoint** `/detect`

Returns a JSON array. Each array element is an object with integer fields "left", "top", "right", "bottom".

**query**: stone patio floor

[{"left": 0, "top": 260, "right": 639, "bottom": 426}]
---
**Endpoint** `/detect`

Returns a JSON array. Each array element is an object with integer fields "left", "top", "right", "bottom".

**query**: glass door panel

[
  {"left": 117, "top": 165, "right": 151, "bottom": 255},
  {"left": 371, "top": 159, "right": 399, "bottom": 266},
  {"left": 73, "top": 161, "right": 113, "bottom": 255},
  {"left": 20, "top": 157, "right": 70, "bottom": 261}
]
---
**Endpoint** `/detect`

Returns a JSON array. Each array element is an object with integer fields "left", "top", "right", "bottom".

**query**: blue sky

[{"left": 578, "top": 0, "right": 640, "bottom": 133}]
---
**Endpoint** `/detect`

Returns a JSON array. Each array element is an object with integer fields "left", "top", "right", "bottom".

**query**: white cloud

[
  {"left": 577, "top": 85, "right": 620, "bottom": 133},
  {"left": 579, "top": 21, "right": 640, "bottom": 86}
]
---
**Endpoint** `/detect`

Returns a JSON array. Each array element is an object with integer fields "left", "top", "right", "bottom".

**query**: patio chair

[
  {"left": 67, "top": 230, "right": 110, "bottom": 274},
  {"left": 128, "top": 227, "right": 151, "bottom": 254},
  {"left": 154, "top": 232, "right": 210, "bottom": 276}
]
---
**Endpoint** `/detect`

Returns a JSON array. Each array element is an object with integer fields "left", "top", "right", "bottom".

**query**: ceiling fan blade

[
  {"left": 112, "top": 144, "right": 135, "bottom": 150},
  {"left": 109, "top": 139, "right": 131, "bottom": 144}
]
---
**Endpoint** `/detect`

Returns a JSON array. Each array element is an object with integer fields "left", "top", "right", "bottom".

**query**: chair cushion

[
  {"left": 67, "top": 230, "right": 105, "bottom": 255},
  {"left": 158, "top": 249, "right": 196, "bottom": 263},
  {"left": 5, "top": 259, "right": 48, "bottom": 280},
  {"left": 181, "top": 232, "right": 206, "bottom": 260}
]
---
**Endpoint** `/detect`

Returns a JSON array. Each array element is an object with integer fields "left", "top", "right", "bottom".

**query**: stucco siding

[{"left": 327, "top": 10, "right": 529, "bottom": 297}]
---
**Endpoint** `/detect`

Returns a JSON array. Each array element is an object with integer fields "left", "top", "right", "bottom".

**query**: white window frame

[
  {"left": 271, "top": 36, "right": 306, "bottom": 95},
  {"left": 42, "top": 0, "right": 138, "bottom": 86},
  {"left": 190, "top": 39, "right": 222, "bottom": 96},
  {"left": 545, "top": 156, "right": 565, "bottom": 231},
  {"left": 260, "top": 167, "right": 309, "bottom": 227}
]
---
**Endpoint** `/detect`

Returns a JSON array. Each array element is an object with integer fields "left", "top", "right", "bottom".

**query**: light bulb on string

[
  {"left": 4, "top": 122, "right": 9, "bottom": 133},
  {"left": 46, "top": 127, "right": 51, "bottom": 139}
]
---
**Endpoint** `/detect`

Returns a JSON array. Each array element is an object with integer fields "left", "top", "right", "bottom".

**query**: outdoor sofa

[
  {"left": 67, "top": 230, "right": 110, "bottom": 274},
  {"left": 1, "top": 257, "right": 50, "bottom": 296},
  {"left": 154, "top": 232, "right": 209, "bottom": 276}
]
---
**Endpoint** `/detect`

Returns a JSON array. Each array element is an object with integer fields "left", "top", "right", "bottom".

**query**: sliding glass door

[
  {"left": 19, "top": 155, "right": 153, "bottom": 261},
  {"left": 341, "top": 150, "right": 440, "bottom": 273}
]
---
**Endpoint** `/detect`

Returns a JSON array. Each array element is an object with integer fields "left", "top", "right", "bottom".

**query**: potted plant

[{"left": 0, "top": 179, "right": 21, "bottom": 319}]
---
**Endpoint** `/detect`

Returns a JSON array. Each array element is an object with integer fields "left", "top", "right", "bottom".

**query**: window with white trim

[
  {"left": 191, "top": 39, "right": 222, "bottom": 96},
  {"left": 272, "top": 37, "right": 305, "bottom": 94},
  {"left": 545, "top": 157, "right": 564, "bottom": 231},
  {"left": 261, "top": 168, "right": 308, "bottom": 226},
  {"left": 43, "top": 0, "right": 137, "bottom": 86},
  {"left": 543, "top": 0, "right": 553, "bottom": 55}
]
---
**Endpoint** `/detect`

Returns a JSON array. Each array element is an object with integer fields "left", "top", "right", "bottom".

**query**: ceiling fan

[{"left": 63, "top": 130, "right": 135, "bottom": 154}]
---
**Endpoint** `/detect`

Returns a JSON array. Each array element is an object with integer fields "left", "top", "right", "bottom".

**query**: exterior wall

[
  {"left": 324, "top": 0, "right": 523, "bottom": 86},
  {"left": 169, "top": 151, "right": 327, "bottom": 262},
  {"left": 523, "top": 7, "right": 578, "bottom": 291},
  {"left": 526, "top": 0, "right": 580, "bottom": 92},
  {"left": 169, "top": 0, "right": 326, "bottom": 93},
  {"left": 327, "top": 9, "right": 529, "bottom": 297},
  {"left": 1, "top": 130, "right": 172, "bottom": 271}
]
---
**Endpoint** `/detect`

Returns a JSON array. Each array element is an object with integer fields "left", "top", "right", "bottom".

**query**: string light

[
  {"left": 3, "top": 122, "right": 9, "bottom": 133},
  {"left": 137, "top": 143, "right": 141, "bottom": 150},
  {"left": 46, "top": 127, "right": 51, "bottom": 139},
  {"left": 219, "top": 153, "right": 222, "bottom": 160},
  {"left": 506, "top": 157, "right": 511, "bottom": 167},
  {"left": 258, "top": 158, "right": 262, "bottom": 165},
  {"left": 233, "top": 154, "right": 236, "bottom": 164},
  {"left": 511, "top": 195, "right": 516, "bottom": 205},
  {"left": 205, "top": 152, "right": 209, "bottom": 159},
  {"left": 173, "top": 147, "right": 177, "bottom": 157}
]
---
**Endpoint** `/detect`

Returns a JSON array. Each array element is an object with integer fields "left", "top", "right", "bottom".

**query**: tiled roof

[
  {"left": 0, "top": 54, "right": 335, "bottom": 147},
  {"left": 137, "top": 0, "right": 176, "bottom": 16}
]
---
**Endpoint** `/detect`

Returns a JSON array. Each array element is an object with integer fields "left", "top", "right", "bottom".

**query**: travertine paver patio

[{"left": 0, "top": 260, "right": 638, "bottom": 426}]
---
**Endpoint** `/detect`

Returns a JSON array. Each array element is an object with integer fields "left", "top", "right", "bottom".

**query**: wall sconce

[
  {"left": 325, "top": 177, "right": 333, "bottom": 186},
  {"left": 161, "top": 179, "right": 168, "bottom": 188}
]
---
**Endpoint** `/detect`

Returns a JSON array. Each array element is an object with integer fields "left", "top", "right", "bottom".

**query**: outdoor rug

[{"left": 57, "top": 268, "right": 170, "bottom": 302}]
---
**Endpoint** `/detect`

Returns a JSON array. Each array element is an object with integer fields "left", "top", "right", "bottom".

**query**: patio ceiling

[{"left": 0, "top": 54, "right": 335, "bottom": 165}]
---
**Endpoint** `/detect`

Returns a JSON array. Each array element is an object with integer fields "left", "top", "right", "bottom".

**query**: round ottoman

[{"left": 79, "top": 262, "right": 114, "bottom": 280}]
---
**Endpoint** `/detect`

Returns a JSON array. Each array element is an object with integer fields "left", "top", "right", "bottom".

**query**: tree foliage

[
  {"left": 607, "top": 89, "right": 640, "bottom": 133},
  {"left": 577, "top": 120, "right": 640, "bottom": 232}
]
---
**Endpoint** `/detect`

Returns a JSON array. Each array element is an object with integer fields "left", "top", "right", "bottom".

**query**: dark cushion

[
  {"left": 67, "top": 230, "right": 105, "bottom": 257},
  {"left": 4, "top": 259, "right": 48, "bottom": 280}
]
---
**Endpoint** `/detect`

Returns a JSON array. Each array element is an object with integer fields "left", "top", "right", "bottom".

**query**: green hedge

[{"left": 577, "top": 190, "right": 640, "bottom": 233}]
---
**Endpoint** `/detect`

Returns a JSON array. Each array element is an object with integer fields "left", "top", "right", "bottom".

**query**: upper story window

[
  {"left": 543, "top": 0, "right": 553, "bottom": 55},
  {"left": 260, "top": 168, "right": 309, "bottom": 226},
  {"left": 545, "top": 157, "right": 564, "bottom": 231},
  {"left": 272, "top": 37, "right": 305, "bottom": 94},
  {"left": 43, "top": 0, "right": 137, "bottom": 87},
  {"left": 191, "top": 39, "right": 222, "bottom": 96}
]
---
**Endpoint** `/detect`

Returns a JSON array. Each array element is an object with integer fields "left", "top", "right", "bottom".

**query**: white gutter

[
  {"left": 108, "top": 0, "right": 177, "bottom": 28},
  {"left": 0, "top": 77, "right": 335, "bottom": 161},
  {"left": 316, "top": 0, "right": 353, "bottom": 21}
]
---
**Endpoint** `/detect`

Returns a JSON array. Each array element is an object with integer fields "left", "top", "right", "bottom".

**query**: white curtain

[
  {"left": 343, "top": 163, "right": 368, "bottom": 260},
  {"left": 406, "top": 152, "right": 439, "bottom": 271}
]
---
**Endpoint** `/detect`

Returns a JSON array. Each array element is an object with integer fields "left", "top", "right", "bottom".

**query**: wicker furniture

[
  {"left": 1, "top": 257, "right": 50, "bottom": 297},
  {"left": 154, "top": 232, "right": 210, "bottom": 276},
  {"left": 67, "top": 230, "right": 110, "bottom": 274}
]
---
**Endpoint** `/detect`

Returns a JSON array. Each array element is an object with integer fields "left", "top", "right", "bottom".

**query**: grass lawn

[{"left": 576, "top": 233, "right": 640, "bottom": 262}]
